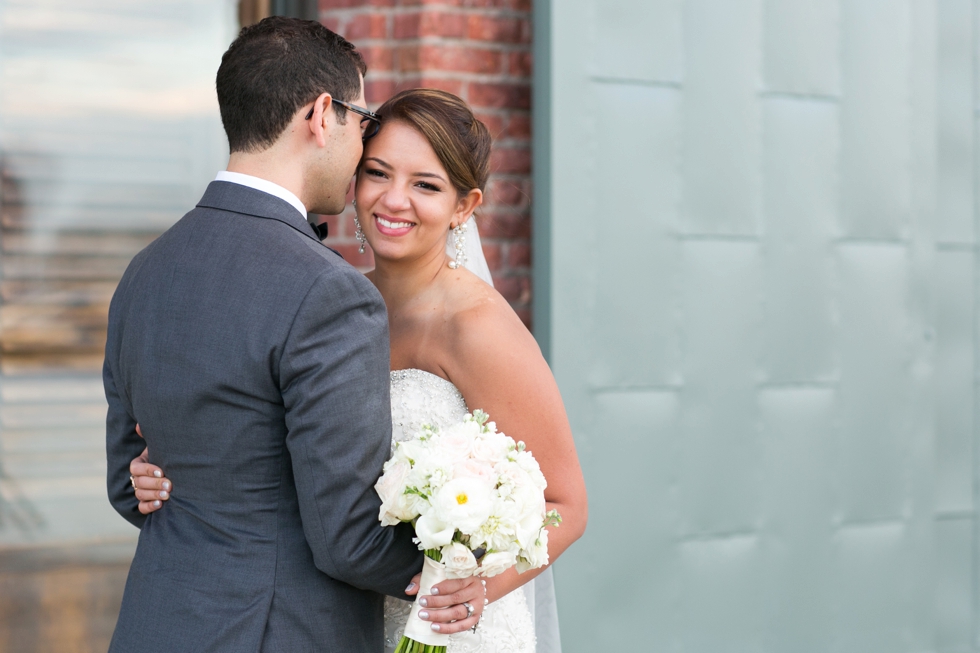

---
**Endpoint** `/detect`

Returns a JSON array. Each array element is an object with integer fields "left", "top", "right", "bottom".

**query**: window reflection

[{"left": 0, "top": 0, "right": 233, "bottom": 374}]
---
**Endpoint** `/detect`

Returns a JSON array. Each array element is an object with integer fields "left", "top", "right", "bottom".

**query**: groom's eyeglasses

[{"left": 305, "top": 100, "right": 382, "bottom": 141}]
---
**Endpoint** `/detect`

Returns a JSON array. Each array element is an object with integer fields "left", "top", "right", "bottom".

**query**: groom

[{"left": 105, "top": 18, "right": 481, "bottom": 652}]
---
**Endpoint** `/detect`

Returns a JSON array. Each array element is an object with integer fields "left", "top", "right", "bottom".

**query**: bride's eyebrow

[
  {"left": 413, "top": 172, "right": 447, "bottom": 184},
  {"left": 364, "top": 157, "right": 392, "bottom": 169}
]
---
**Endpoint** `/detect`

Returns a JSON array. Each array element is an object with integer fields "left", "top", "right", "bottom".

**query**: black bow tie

[{"left": 310, "top": 220, "right": 329, "bottom": 241}]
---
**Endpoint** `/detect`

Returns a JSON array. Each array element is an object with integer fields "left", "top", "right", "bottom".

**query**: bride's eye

[
  {"left": 365, "top": 168, "right": 387, "bottom": 179},
  {"left": 416, "top": 181, "right": 441, "bottom": 192}
]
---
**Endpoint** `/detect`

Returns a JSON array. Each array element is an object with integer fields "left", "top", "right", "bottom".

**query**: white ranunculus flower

[
  {"left": 478, "top": 549, "right": 518, "bottom": 578},
  {"left": 442, "top": 541, "right": 479, "bottom": 579},
  {"left": 431, "top": 477, "right": 493, "bottom": 535},
  {"left": 415, "top": 512, "right": 455, "bottom": 549}
]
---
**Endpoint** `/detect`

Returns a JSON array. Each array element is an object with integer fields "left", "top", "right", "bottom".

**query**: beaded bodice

[{"left": 389, "top": 368, "right": 468, "bottom": 451}]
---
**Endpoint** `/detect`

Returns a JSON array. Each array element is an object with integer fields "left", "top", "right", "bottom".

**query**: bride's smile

[{"left": 374, "top": 213, "right": 416, "bottom": 234}]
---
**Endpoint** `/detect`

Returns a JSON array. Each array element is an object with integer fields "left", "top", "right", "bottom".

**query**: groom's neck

[{"left": 227, "top": 147, "right": 307, "bottom": 209}]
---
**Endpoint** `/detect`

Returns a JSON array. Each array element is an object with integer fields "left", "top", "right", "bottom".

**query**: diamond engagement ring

[{"left": 463, "top": 601, "right": 475, "bottom": 618}]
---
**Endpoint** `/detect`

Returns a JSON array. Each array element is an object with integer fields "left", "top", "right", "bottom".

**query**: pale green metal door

[{"left": 534, "top": 1, "right": 974, "bottom": 651}]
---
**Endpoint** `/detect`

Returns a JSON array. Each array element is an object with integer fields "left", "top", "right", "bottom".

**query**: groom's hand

[{"left": 413, "top": 575, "right": 487, "bottom": 635}]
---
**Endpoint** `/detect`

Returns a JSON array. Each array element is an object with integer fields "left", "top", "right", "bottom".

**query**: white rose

[
  {"left": 471, "top": 432, "right": 512, "bottom": 463},
  {"left": 415, "top": 512, "right": 455, "bottom": 549},
  {"left": 478, "top": 550, "right": 518, "bottom": 578},
  {"left": 494, "top": 461, "right": 528, "bottom": 498},
  {"left": 515, "top": 451, "right": 547, "bottom": 489},
  {"left": 442, "top": 541, "right": 479, "bottom": 579},
  {"left": 516, "top": 528, "right": 549, "bottom": 573},
  {"left": 454, "top": 458, "right": 496, "bottom": 485},
  {"left": 432, "top": 477, "right": 493, "bottom": 535},
  {"left": 376, "top": 460, "right": 414, "bottom": 525},
  {"left": 437, "top": 428, "right": 476, "bottom": 463},
  {"left": 514, "top": 490, "right": 546, "bottom": 548}
]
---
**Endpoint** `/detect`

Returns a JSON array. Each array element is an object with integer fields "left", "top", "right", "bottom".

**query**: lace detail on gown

[{"left": 384, "top": 369, "right": 536, "bottom": 653}]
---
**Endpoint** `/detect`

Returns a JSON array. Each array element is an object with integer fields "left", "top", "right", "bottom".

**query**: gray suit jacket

[{"left": 104, "top": 181, "right": 422, "bottom": 652}]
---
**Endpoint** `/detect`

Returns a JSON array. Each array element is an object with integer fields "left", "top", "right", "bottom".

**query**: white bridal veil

[{"left": 446, "top": 217, "right": 564, "bottom": 653}]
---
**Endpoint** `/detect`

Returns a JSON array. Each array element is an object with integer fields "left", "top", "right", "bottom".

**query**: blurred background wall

[
  {"left": 0, "top": 0, "right": 235, "bottom": 650},
  {"left": 535, "top": 1, "right": 979, "bottom": 652}
]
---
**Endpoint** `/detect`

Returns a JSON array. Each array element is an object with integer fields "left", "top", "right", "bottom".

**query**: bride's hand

[
  {"left": 412, "top": 575, "right": 487, "bottom": 634},
  {"left": 129, "top": 424, "right": 171, "bottom": 515}
]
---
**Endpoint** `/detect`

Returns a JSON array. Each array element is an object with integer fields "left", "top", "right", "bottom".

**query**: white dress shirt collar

[{"left": 214, "top": 171, "right": 308, "bottom": 219}]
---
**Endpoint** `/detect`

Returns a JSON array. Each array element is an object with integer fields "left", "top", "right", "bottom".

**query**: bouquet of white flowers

[{"left": 376, "top": 410, "right": 560, "bottom": 653}]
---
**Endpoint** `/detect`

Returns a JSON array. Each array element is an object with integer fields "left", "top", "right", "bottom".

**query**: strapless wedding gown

[{"left": 384, "top": 369, "right": 537, "bottom": 653}]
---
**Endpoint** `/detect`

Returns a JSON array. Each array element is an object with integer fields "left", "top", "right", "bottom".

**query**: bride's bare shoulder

[{"left": 445, "top": 272, "right": 538, "bottom": 357}]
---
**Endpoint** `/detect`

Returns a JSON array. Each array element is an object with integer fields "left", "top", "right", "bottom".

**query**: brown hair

[
  {"left": 375, "top": 89, "right": 492, "bottom": 196},
  {"left": 217, "top": 17, "right": 366, "bottom": 153}
]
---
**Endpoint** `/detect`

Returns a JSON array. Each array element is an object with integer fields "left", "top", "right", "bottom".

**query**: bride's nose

[{"left": 380, "top": 185, "right": 411, "bottom": 212}]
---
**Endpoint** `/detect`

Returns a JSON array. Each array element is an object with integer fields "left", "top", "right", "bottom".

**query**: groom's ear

[{"left": 307, "top": 92, "right": 334, "bottom": 148}]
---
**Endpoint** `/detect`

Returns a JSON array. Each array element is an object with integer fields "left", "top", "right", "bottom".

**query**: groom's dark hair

[{"left": 216, "top": 16, "right": 366, "bottom": 153}]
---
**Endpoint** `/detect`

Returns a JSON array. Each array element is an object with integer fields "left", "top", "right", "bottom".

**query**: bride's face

[{"left": 355, "top": 120, "right": 474, "bottom": 264}]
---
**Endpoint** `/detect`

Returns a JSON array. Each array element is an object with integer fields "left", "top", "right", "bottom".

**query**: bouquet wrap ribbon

[{"left": 403, "top": 556, "right": 452, "bottom": 647}]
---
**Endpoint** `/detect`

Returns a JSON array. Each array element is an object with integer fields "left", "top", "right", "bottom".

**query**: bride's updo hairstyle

[{"left": 374, "top": 89, "right": 492, "bottom": 197}]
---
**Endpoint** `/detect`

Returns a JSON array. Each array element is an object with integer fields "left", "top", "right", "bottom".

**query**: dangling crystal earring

[
  {"left": 448, "top": 221, "right": 468, "bottom": 270},
  {"left": 352, "top": 199, "right": 367, "bottom": 254}
]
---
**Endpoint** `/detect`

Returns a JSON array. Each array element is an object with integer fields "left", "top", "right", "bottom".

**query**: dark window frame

[{"left": 239, "top": 0, "right": 318, "bottom": 27}]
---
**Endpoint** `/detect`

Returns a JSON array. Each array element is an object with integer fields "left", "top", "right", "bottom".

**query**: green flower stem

[{"left": 393, "top": 636, "right": 446, "bottom": 653}]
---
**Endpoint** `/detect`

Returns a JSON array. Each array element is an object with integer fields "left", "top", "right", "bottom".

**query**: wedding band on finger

[
  {"left": 463, "top": 602, "right": 475, "bottom": 618},
  {"left": 130, "top": 475, "right": 137, "bottom": 490}
]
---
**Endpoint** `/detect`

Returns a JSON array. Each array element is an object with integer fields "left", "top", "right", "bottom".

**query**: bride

[{"left": 131, "top": 88, "right": 587, "bottom": 653}]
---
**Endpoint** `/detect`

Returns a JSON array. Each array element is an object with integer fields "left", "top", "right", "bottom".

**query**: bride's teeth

[{"left": 377, "top": 216, "right": 413, "bottom": 229}]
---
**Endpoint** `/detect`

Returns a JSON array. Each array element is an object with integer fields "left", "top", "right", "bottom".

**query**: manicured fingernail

[
  {"left": 419, "top": 598, "right": 427, "bottom": 607},
  {"left": 418, "top": 610, "right": 429, "bottom": 620},
  {"left": 152, "top": 500, "right": 161, "bottom": 508},
  {"left": 153, "top": 471, "right": 162, "bottom": 478},
  {"left": 162, "top": 481, "right": 171, "bottom": 491},
  {"left": 430, "top": 587, "right": 439, "bottom": 595},
  {"left": 431, "top": 624, "right": 441, "bottom": 632},
  {"left": 159, "top": 491, "right": 169, "bottom": 499},
  {"left": 405, "top": 582, "right": 416, "bottom": 592}
]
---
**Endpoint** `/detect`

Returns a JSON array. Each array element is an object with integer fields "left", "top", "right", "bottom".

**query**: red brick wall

[{"left": 318, "top": 0, "right": 533, "bottom": 325}]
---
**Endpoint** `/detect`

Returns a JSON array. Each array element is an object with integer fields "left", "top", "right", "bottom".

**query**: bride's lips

[{"left": 374, "top": 214, "right": 416, "bottom": 236}]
